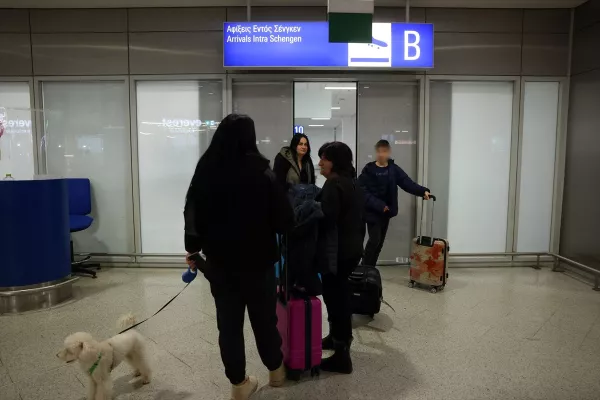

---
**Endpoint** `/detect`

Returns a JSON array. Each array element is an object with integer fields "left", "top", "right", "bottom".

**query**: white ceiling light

[
  {"left": 309, "top": 124, "right": 324, "bottom": 127},
  {"left": 324, "top": 86, "right": 357, "bottom": 90},
  {"left": 331, "top": 107, "right": 341, "bottom": 110},
  {"left": 311, "top": 117, "right": 331, "bottom": 120}
]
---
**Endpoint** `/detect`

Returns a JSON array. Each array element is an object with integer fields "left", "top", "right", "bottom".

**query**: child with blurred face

[{"left": 358, "top": 140, "right": 431, "bottom": 267}]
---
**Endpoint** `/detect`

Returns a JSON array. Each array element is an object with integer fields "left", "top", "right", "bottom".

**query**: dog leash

[
  {"left": 118, "top": 283, "right": 191, "bottom": 334},
  {"left": 382, "top": 299, "right": 396, "bottom": 313}
]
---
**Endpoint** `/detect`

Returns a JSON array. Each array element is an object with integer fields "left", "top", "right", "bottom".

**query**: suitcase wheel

[
  {"left": 311, "top": 367, "right": 320, "bottom": 377},
  {"left": 430, "top": 287, "right": 438, "bottom": 294},
  {"left": 408, "top": 281, "right": 415, "bottom": 288},
  {"left": 286, "top": 369, "right": 302, "bottom": 381}
]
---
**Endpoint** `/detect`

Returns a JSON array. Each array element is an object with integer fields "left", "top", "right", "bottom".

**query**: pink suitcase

[
  {"left": 276, "top": 236, "right": 322, "bottom": 380},
  {"left": 276, "top": 296, "right": 322, "bottom": 379}
]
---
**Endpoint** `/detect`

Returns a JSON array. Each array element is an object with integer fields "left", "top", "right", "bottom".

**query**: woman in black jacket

[
  {"left": 316, "top": 141, "right": 365, "bottom": 374},
  {"left": 273, "top": 133, "right": 316, "bottom": 188},
  {"left": 184, "top": 114, "right": 294, "bottom": 400}
]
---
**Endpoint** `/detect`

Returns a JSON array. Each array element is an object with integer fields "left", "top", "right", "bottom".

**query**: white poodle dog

[{"left": 57, "top": 314, "right": 151, "bottom": 400}]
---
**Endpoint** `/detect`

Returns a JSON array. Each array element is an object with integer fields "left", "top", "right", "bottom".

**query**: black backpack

[{"left": 349, "top": 266, "right": 383, "bottom": 318}]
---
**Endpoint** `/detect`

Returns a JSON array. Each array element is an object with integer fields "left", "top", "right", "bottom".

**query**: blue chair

[{"left": 67, "top": 178, "right": 99, "bottom": 278}]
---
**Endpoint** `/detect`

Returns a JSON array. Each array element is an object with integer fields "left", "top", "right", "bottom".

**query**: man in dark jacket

[{"left": 359, "top": 140, "right": 430, "bottom": 267}]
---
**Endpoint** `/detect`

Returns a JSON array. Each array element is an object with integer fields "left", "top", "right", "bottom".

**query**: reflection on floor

[{"left": 1, "top": 266, "right": 600, "bottom": 400}]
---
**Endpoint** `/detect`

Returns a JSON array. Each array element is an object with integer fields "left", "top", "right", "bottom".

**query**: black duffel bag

[{"left": 349, "top": 265, "right": 383, "bottom": 318}]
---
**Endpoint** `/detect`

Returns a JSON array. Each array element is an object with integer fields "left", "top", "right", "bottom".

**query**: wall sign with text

[{"left": 223, "top": 22, "right": 434, "bottom": 69}]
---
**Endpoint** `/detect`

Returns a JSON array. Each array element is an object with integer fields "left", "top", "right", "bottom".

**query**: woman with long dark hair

[
  {"left": 316, "top": 142, "right": 365, "bottom": 374},
  {"left": 184, "top": 114, "right": 294, "bottom": 400},
  {"left": 273, "top": 133, "right": 316, "bottom": 188}
]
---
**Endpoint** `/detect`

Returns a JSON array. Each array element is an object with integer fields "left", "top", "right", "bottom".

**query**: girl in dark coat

[{"left": 316, "top": 141, "right": 365, "bottom": 374}]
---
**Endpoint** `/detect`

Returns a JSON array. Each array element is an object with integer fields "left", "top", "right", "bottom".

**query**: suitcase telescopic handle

[
  {"left": 418, "top": 194, "right": 436, "bottom": 245},
  {"left": 276, "top": 234, "right": 289, "bottom": 304}
]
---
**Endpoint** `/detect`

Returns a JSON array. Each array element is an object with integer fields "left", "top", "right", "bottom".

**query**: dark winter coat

[
  {"left": 358, "top": 160, "right": 429, "bottom": 223},
  {"left": 316, "top": 175, "right": 365, "bottom": 276},
  {"left": 273, "top": 147, "right": 316, "bottom": 188},
  {"left": 184, "top": 154, "right": 294, "bottom": 272}
]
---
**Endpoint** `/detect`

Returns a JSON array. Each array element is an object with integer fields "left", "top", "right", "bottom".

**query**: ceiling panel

[{"left": 0, "top": 0, "right": 588, "bottom": 9}]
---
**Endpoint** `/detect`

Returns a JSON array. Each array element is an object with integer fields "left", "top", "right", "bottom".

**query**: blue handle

[{"left": 182, "top": 267, "right": 197, "bottom": 284}]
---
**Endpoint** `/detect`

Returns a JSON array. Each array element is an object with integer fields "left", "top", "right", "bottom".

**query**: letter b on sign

[{"left": 404, "top": 31, "right": 421, "bottom": 61}]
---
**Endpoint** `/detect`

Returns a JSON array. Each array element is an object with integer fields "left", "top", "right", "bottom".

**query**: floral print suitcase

[
  {"left": 409, "top": 196, "right": 450, "bottom": 293},
  {"left": 410, "top": 237, "right": 449, "bottom": 293}
]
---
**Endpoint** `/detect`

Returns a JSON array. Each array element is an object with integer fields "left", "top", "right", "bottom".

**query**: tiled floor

[{"left": 1, "top": 266, "right": 600, "bottom": 400}]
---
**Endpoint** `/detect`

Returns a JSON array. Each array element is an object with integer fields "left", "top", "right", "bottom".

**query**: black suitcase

[{"left": 349, "top": 266, "right": 383, "bottom": 318}]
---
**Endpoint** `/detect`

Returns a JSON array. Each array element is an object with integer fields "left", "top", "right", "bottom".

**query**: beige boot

[
  {"left": 269, "top": 364, "right": 286, "bottom": 387},
  {"left": 231, "top": 376, "right": 258, "bottom": 400}
]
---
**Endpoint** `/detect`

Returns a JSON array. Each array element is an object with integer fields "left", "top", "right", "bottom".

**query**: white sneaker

[
  {"left": 231, "top": 376, "right": 258, "bottom": 400},
  {"left": 269, "top": 364, "right": 286, "bottom": 387}
]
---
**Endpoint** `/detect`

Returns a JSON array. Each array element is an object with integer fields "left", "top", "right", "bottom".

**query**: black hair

[
  {"left": 192, "top": 113, "right": 265, "bottom": 180},
  {"left": 318, "top": 141, "right": 356, "bottom": 178},
  {"left": 289, "top": 133, "right": 311, "bottom": 162},
  {"left": 375, "top": 139, "right": 391, "bottom": 149}
]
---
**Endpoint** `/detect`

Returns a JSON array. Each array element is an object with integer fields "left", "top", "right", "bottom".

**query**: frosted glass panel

[
  {"left": 517, "top": 82, "right": 559, "bottom": 252},
  {"left": 294, "top": 82, "right": 357, "bottom": 188},
  {"left": 137, "top": 81, "right": 223, "bottom": 254},
  {"left": 358, "top": 82, "right": 420, "bottom": 262},
  {"left": 0, "top": 82, "right": 34, "bottom": 180},
  {"left": 447, "top": 82, "right": 513, "bottom": 253},
  {"left": 232, "top": 81, "right": 292, "bottom": 163},
  {"left": 42, "top": 81, "right": 133, "bottom": 253}
]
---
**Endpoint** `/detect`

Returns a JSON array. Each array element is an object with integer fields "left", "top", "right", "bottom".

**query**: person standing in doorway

[
  {"left": 359, "top": 140, "right": 431, "bottom": 267},
  {"left": 273, "top": 133, "right": 316, "bottom": 189}
]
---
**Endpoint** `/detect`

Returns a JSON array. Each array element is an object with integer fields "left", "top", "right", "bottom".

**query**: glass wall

[
  {"left": 294, "top": 82, "right": 357, "bottom": 187},
  {"left": 136, "top": 80, "right": 223, "bottom": 254},
  {"left": 232, "top": 81, "right": 292, "bottom": 163},
  {"left": 0, "top": 82, "right": 35, "bottom": 180},
  {"left": 517, "top": 81, "right": 559, "bottom": 252},
  {"left": 428, "top": 81, "right": 514, "bottom": 254},
  {"left": 13, "top": 76, "right": 563, "bottom": 262},
  {"left": 42, "top": 81, "right": 134, "bottom": 254},
  {"left": 358, "top": 81, "right": 420, "bottom": 262}
]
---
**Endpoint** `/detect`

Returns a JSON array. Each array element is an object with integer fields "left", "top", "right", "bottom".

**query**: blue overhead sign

[{"left": 223, "top": 22, "right": 434, "bottom": 69}]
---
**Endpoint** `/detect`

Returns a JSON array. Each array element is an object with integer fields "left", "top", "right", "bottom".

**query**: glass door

[
  {"left": 293, "top": 82, "right": 357, "bottom": 187},
  {"left": 428, "top": 81, "right": 515, "bottom": 254},
  {"left": 357, "top": 81, "right": 421, "bottom": 263}
]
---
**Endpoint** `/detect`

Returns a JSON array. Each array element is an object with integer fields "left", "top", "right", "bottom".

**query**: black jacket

[
  {"left": 273, "top": 147, "right": 316, "bottom": 188},
  {"left": 184, "top": 154, "right": 294, "bottom": 272},
  {"left": 358, "top": 160, "right": 429, "bottom": 223},
  {"left": 316, "top": 175, "right": 365, "bottom": 275},
  {"left": 286, "top": 184, "right": 323, "bottom": 295}
]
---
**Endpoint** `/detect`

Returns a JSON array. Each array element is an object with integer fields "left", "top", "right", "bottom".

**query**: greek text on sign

[{"left": 223, "top": 22, "right": 434, "bottom": 69}]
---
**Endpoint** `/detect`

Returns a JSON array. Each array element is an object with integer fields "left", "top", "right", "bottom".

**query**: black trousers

[
  {"left": 363, "top": 218, "right": 391, "bottom": 267},
  {"left": 322, "top": 258, "right": 360, "bottom": 342},
  {"left": 207, "top": 266, "right": 283, "bottom": 385}
]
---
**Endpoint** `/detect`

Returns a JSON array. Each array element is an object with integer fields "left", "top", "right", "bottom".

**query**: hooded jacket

[
  {"left": 273, "top": 146, "right": 316, "bottom": 188},
  {"left": 358, "top": 160, "right": 429, "bottom": 223},
  {"left": 184, "top": 153, "right": 294, "bottom": 272}
]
